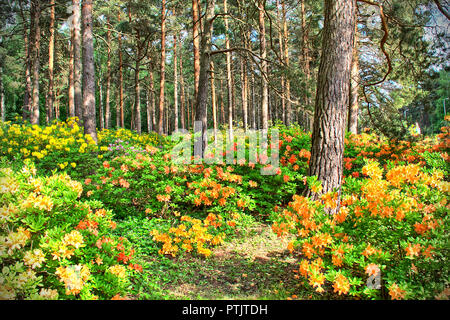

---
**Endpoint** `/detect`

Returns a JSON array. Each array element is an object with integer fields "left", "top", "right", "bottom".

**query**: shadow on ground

[{"left": 161, "top": 222, "right": 301, "bottom": 299}]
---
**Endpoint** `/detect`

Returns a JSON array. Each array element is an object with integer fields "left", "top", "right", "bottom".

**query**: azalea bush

[
  {"left": 272, "top": 159, "right": 449, "bottom": 300},
  {"left": 0, "top": 118, "right": 163, "bottom": 180},
  {"left": 0, "top": 162, "right": 142, "bottom": 300}
]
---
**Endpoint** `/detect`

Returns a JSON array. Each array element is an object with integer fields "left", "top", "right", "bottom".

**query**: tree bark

[
  {"left": 19, "top": 0, "right": 32, "bottom": 121},
  {"left": 73, "top": 0, "right": 82, "bottom": 123},
  {"left": 68, "top": 29, "right": 75, "bottom": 117},
  {"left": 30, "top": 0, "right": 41, "bottom": 125},
  {"left": 173, "top": 30, "right": 179, "bottom": 132},
  {"left": 46, "top": 0, "right": 55, "bottom": 123},
  {"left": 281, "top": 0, "right": 291, "bottom": 125},
  {"left": 81, "top": 0, "right": 97, "bottom": 143},
  {"left": 301, "top": 0, "right": 312, "bottom": 116},
  {"left": 117, "top": 11, "right": 124, "bottom": 128},
  {"left": 348, "top": 23, "right": 359, "bottom": 134},
  {"left": 306, "top": 0, "right": 356, "bottom": 207},
  {"left": 195, "top": 0, "right": 215, "bottom": 155},
  {"left": 258, "top": 0, "right": 269, "bottom": 131},
  {"left": 158, "top": 0, "right": 166, "bottom": 135},
  {"left": 105, "top": 16, "right": 112, "bottom": 129},
  {"left": 193, "top": 0, "right": 201, "bottom": 103},
  {"left": 210, "top": 60, "right": 218, "bottom": 142},
  {"left": 98, "top": 77, "right": 104, "bottom": 130},
  {"left": 179, "top": 52, "right": 186, "bottom": 130},
  {"left": 149, "top": 64, "right": 156, "bottom": 132},
  {"left": 0, "top": 66, "right": 4, "bottom": 122}
]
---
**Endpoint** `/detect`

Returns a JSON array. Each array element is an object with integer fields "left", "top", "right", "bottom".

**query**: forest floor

[{"left": 137, "top": 221, "right": 303, "bottom": 300}]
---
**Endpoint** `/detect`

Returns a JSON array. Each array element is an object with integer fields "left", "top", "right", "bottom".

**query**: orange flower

[
  {"left": 165, "top": 185, "right": 172, "bottom": 194},
  {"left": 388, "top": 283, "right": 406, "bottom": 300},
  {"left": 365, "top": 263, "right": 380, "bottom": 277},
  {"left": 333, "top": 274, "right": 350, "bottom": 295},
  {"left": 405, "top": 243, "right": 421, "bottom": 258},
  {"left": 332, "top": 254, "right": 343, "bottom": 267},
  {"left": 84, "top": 178, "right": 92, "bottom": 185},
  {"left": 302, "top": 242, "right": 315, "bottom": 259}
]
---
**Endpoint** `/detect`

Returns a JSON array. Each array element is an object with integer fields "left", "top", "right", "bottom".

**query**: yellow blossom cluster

[
  {"left": 55, "top": 264, "right": 90, "bottom": 295},
  {"left": 151, "top": 215, "right": 225, "bottom": 258}
]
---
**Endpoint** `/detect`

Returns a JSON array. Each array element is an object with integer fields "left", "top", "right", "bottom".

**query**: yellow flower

[
  {"left": 62, "top": 230, "right": 85, "bottom": 249},
  {"left": 108, "top": 265, "right": 127, "bottom": 278},
  {"left": 71, "top": 162, "right": 77, "bottom": 168},
  {"left": 23, "top": 249, "right": 46, "bottom": 269}
]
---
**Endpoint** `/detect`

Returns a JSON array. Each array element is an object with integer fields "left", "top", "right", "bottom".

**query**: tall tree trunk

[
  {"left": 306, "top": 0, "right": 356, "bottom": 207},
  {"left": 179, "top": 53, "right": 186, "bottom": 130},
  {"left": 258, "top": 0, "right": 269, "bottom": 131},
  {"left": 250, "top": 70, "right": 256, "bottom": 129},
  {"left": 276, "top": 0, "right": 286, "bottom": 125},
  {"left": 30, "top": 0, "right": 41, "bottom": 125},
  {"left": 149, "top": 64, "right": 156, "bottom": 131},
  {"left": 19, "top": 0, "right": 32, "bottom": 121},
  {"left": 240, "top": 54, "right": 248, "bottom": 131},
  {"left": 224, "top": 0, "right": 234, "bottom": 140},
  {"left": 173, "top": 30, "right": 179, "bottom": 132},
  {"left": 281, "top": 0, "right": 291, "bottom": 125},
  {"left": 117, "top": 11, "right": 124, "bottom": 128},
  {"left": 301, "top": 0, "right": 311, "bottom": 106},
  {"left": 158, "top": 0, "right": 166, "bottom": 135},
  {"left": 0, "top": 66, "right": 4, "bottom": 122},
  {"left": 219, "top": 76, "right": 225, "bottom": 126},
  {"left": 68, "top": 30, "right": 75, "bottom": 117},
  {"left": 192, "top": 0, "right": 201, "bottom": 103},
  {"left": 195, "top": 0, "right": 215, "bottom": 155},
  {"left": 81, "top": 0, "right": 97, "bottom": 143},
  {"left": 46, "top": 0, "right": 55, "bottom": 123},
  {"left": 134, "top": 56, "right": 141, "bottom": 134},
  {"left": 73, "top": 0, "right": 82, "bottom": 123},
  {"left": 105, "top": 16, "right": 112, "bottom": 129},
  {"left": 348, "top": 23, "right": 359, "bottom": 134},
  {"left": 210, "top": 60, "right": 218, "bottom": 142},
  {"left": 98, "top": 77, "right": 104, "bottom": 130}
]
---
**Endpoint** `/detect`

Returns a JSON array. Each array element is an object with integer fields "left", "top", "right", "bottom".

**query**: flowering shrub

[
  {"left": 0, "top": 118, "right": 163, "bottom": 180},
  {"left": 0, "top": 162, "right": 141, "bottom": 300},
  {"left": 272, "top": 160, "right": 449, "bottom": 299}
]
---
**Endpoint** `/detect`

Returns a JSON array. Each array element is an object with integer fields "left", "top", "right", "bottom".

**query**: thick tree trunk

[
  {"left": 258, "top": 0, "right": 269, "bottom": 131},
  {"left": 46, "top": 0, "right": 55, "bottom": 123},
  {"left": 30, "top": 0, "right": 41, "bottom": 125},
  {"left": 195, "top": 0, "right": 215, "bottom": 156},
  {"left": 158, "top": 0, "right": 166, "bottom": 135},
  {"left": 73, "top": 0, "right": 82, "bottom": 123},
  {"left": 307, "top": 0, "right": 356, "bottom": 207},
  {"left": 348, "top": 24, "right": 359, "bottom": 134},
  {"left": 81, "top": 0, "right": 97, "bottom": 143},
  {"left": 105, "top": 17, "right": 112, "bottom": 129}
]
